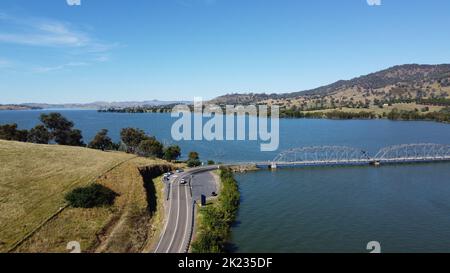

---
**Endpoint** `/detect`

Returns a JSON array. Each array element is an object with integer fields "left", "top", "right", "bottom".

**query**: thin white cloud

[
  {"left": 0, "top": 14, "right": 97, "bottom": 48},
  {"left": 33, "top": 61, "right": 89, "bottom": 73},
  {"left": 0, "top": 12, "right": 116, "bottom": 73},
  {"left": 0, "top": 32, "right": 88, "bottom": 47}
]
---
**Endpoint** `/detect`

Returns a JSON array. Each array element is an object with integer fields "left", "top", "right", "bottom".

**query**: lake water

[
  {"left": 233, "top": 164, "right": 450, "bottom": 253},
  {"left": 1, "top": 110, "right": 450, "bottom": 252}
]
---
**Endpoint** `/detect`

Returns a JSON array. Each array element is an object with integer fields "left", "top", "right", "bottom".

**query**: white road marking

[
  {"left": 179, "top": 180, "right": 190, "bottom": 253},
  {"left": 166, "top": 177, "right": 181, "bottom": 253},
  {"left": 154, "top": 178, "right": 174, "bottom": 253},
  {"left": 154, "top": 167, "right": 217, "bottom": 253}
]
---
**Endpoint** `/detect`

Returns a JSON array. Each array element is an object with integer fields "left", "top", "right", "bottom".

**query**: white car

[{"left": 180, "top": 178, "right": 187, "bottom": 185}]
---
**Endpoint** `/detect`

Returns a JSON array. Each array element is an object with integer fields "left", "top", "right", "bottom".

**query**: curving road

[{"left": 153, "top": 166, "right": 218, "bottom": 253}]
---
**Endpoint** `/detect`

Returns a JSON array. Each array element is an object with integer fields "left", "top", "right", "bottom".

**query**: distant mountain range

[
  {"left": 210, "top": 64, "right": 450, "bottom": 107},
  {"left": 0, "top": 100, "right": 191, "bottom": 110},
  {"left": 3, "top": 64, "right": 450, "bottom": 112}
]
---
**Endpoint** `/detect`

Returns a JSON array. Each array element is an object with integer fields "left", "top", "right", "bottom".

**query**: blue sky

[{"left": 0, "top": 0, "right": 449, "bottom": 104}]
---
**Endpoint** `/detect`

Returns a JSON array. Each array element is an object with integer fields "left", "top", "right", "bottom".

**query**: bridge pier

[{"left": 371, "top": 160, "right": 381, "bottom": 166}]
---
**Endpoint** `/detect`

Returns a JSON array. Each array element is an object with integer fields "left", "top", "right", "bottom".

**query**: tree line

[
  {"left": 0, "top": 112, "right": 202, "bottom": 164},
  {"left": 387, "top": 98, "right": 450, "bottom": 107},
  {"left": 279, "top": 107, "right": 450, "bottom": 123},
  {"left": 0, "top": 113, "right": 83, "bottom": 145}
]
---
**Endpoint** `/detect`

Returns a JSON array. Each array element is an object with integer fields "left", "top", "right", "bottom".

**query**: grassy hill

[
  {"left": 0, "top": 140, "right": 174, "bottom": 253},
  {"left": 210, "top": 64, "right": 450, "bottom": 112}
]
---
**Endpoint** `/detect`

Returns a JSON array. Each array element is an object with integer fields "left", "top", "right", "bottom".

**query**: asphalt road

[
  {"left": 191, "top": 171, "right": 218, "bottom": 201},
  {"left": 153, "top": 166, "right": 219, "bottom": 253}
]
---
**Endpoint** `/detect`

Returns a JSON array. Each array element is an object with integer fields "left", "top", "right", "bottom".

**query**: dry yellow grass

[
  {"left": 0, "top": 140, "right": 174, "bottom": 253},
  {"left": 261, "top": 83, "right": 450, "bottom": 111}
]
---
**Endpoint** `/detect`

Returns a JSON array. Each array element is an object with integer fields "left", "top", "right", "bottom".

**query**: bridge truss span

[
  {"left": 272, "top": 146, "right": 371, "bottom": 166},
  {"left": 374, "top": 143, "right": 450, "bottom": 163},
  {"left": 268, "top": 143, "right": 450, "bottom": 168}
]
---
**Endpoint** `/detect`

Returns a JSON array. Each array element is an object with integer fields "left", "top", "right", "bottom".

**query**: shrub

[{"left": 65, "top": 184, "right": 117, "bottom": 208}]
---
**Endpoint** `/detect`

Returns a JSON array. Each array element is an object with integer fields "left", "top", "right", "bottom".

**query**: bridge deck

[{"left": 254, "top": 156, "right": 450, "bottom": 169}]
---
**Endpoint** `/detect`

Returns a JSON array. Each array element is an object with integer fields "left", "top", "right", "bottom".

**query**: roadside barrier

[{"left": 184, "top": 200, "right": 197, "bottom": 253}]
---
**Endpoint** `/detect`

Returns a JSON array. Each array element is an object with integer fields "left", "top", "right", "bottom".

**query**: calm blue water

[
  {"left": 233, "top": 164, "right": 450, "bottom": 253},
  {"left": 2, "top": 110, "right": 450, "bottom": 252},
  {"left": 1, "top": 110, "right": 450, "bottom": 161}
]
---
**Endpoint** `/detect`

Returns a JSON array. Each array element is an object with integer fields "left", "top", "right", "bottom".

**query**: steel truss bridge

[{"left": 257, "top": 144, "right": 450, "bottom": 169}]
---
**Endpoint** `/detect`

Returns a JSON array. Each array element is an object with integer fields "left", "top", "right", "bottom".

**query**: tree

[
  {"left": 40, "top": 113, "right": 74, "bottom": 131},
  {"left": 88, "top": 129, "right": 114, "bottom": 151},
  {"left": 187, "top": 151, "right": 201, "bottom": 167},
  {"left": 0, "top": 123, "right": 28, "bottom": 142},
  {"left": 54, "top": 129, "right": 84, "bottom": 146},
  {"left": 120, "top": 128, "right": 149, "bottom": 153},
  {"left": 187, "top": 159, "right": 202, "bottom": 167},
  {"left": 137, "top": 138, "right": 164, "bottom": 158},
  {"left": 40, "top": 112, "right": 84, "bottom": 146},
  {"left": 163, "top": 145, "right": 181, "bottom": 161},
  {"left": 188, "top": 151, "right": 200, "bottom": 160},
  {"left": 27, "top": 125, "right": 50, "bottom": 144}
]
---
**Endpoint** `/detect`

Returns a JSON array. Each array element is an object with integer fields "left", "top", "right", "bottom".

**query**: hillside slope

[
  {"left": 287, "top": 64, "right": 450, "bottom": 97},
  {"left": 0, "top": 140, "right": 174, "bottom": 253},
  {"left": 211, "top": 64, "right": 450, "bottom": 110}
]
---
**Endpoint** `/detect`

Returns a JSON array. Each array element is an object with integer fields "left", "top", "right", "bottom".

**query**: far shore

[{"left": 2, "top": 105, "right": 450, "bottom": 124}]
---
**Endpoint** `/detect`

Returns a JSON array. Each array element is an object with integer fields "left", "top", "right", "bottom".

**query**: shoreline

[
  {"left": 97, "top": 106, "right": 450, "bottom": 124},
  {"left": 2, "top": 107, "right": 449, "bottom": 124}
]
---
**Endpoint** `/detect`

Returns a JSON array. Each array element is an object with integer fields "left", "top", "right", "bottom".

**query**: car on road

[
  {"left": 180, "top": 178, "right": 187, "bottom": 185},
  {"left": 176, "top": 169, "right": 184, "bottom": 173}
]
